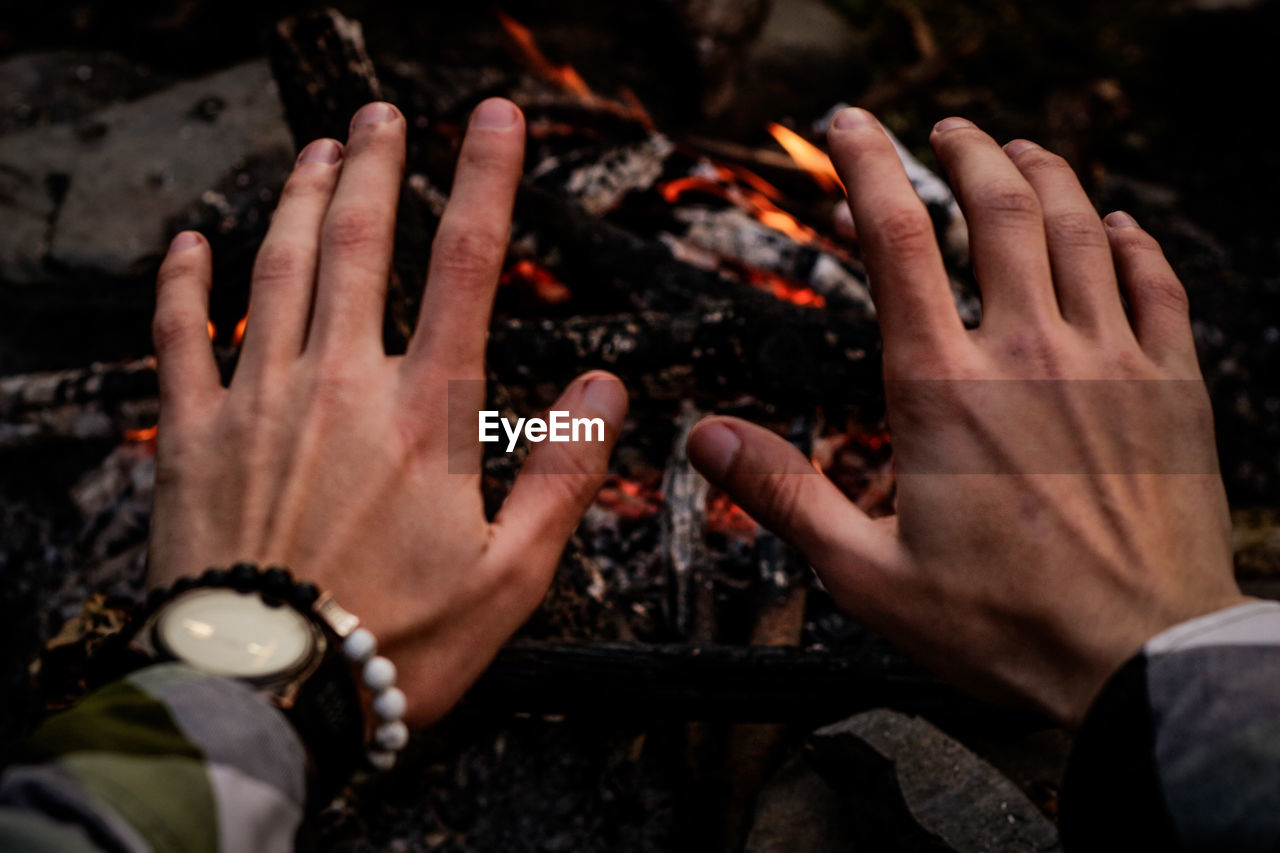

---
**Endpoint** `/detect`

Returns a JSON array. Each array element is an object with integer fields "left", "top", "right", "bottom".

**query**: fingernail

[
  {"left": 472, "top": 98, "right": 518, "bottom": 129},
  {"left": 579, "top": 373, "right": 627, "bottom": 427},
  {"left": 352, "top": 102, "right": 398, "bottom": 127},
  {"left": 297, "top": 138, "right": 342, "bottom": 164},
  {"left": 1105, "top": 211, "right": 1139, "bottom": 228},
  {"left": 831, "top": 107, "right": 876, "bottom": 130},
  {"left": 933, "top": 116, "right": 974, "bottom": 133},
  {"left": 169, "top": 231, "right": 202, "bottom": 252},
  {"left": 833, "top": 202, "right": 857, "bottom": 240},
  {"left": 1003, "top": 139, "right": 1039, "bottom": 156},
  {"left": 689, "top": 421, "right": 742, "bottom": 481}
]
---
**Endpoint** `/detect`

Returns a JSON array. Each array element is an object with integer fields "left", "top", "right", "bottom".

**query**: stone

[
  {"left": 747, "top": 709, "right": 1061, "bottom": 853},
  {"left": 0, "top": 59, "right": 293, "bottom": 289},
  {"left": 720, "top": 0, "right": 866, "bottom": 135},
  {"left": 0, "top": 50, "right": 169, "bottom": 136}
]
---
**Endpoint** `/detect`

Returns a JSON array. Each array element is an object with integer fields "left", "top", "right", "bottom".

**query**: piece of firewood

[{"left": 467, "top": 639, "right": 1044, "bottom": 728}]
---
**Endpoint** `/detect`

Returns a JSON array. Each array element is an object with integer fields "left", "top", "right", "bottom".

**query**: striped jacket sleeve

[
  {"left": 1062, "top": 600, "right": 1280, "bottom": 851},
  {"left": 0, "top": 663, "right": 307, "bottom": 853}
]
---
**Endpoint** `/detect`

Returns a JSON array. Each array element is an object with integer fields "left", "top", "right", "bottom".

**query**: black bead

[
  {"left": 172, "top": 577, "right": 197, "bottom": 594},
  {"left": 290, "top": 582, "right": 320, "bottom": 610},
  {"left": 199, "top": 567, "right": 228, "bottom": 586},
  {"left": 261, "top": 566, "right": 292, "bottom": 597},
  {"left": 229, "top": 562, "right": 258, "bottom": 591},
  {"left": 146, "top": 587, "right": 169, "bottom": 609},
  {"left": 261, "top": 595, "right": 285, "bottom": 609}
]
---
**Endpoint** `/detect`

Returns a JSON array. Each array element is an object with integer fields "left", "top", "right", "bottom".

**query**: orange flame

[
  {"left": 744, "top": 269, "right": 825, "bottom": 308},
  {"left": 125, "top": 425, "right": 158, "bottom": 443},
  {"left": 500, "top": 259, "right": 573, "bottom": 304},
  {"left": 206, "top": 320, "right": 216, "bottom": 341},
  {"left": 496, "top": 11, "right": 593, "bottom": 97},
  {"left": 660, "top": 172, "right": 820, "bottom": 246},
  {"left": 767, "top": 123, "right": 844, "bottom": 194},
  {"left": 706, "top": 491, "right": 758, "bottom": 538},
  {"left": 232, "top": 313, "right": 248, "bottom": 347}
]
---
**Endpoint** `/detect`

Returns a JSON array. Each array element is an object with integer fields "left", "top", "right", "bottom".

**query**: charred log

[
  {"left": 469, "top": 640, "right": 1043, "bottom": 729},
  {"left": 487, "top": 307, "right": 881, "bottom": 414}
]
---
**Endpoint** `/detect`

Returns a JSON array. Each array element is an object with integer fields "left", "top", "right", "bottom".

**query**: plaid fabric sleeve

[
  {"left": 0, "top": 663, "right": 307, "bottom": 853},
  {"left": 1062, "top": 600, "right": 1280, "bottom": 852}
]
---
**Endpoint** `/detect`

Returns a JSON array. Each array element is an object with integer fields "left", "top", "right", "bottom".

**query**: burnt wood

[{"left": 469, "top": 640, "right": 1045, "bottom": 729}]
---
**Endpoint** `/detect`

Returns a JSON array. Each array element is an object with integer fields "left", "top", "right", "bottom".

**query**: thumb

[
  {"left": 490, "top": 371, "right": 628, "bottom": 571},
  {"left": 686, "top": 416, "right": 898, "bottom": 582}
]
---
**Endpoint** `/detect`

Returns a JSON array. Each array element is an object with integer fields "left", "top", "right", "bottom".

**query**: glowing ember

[
  {"left": 850, "top": 429, "right": 891, "bottom": 452},
  {"left": 767, "top": 123, "right": 844, "bottom": 194},
  {"left": 124, "top": 425, "right": 158, "bottom": 443},
  {"left": 500, "top": 259, "right": 573, "bottom": 304},
  {"left": 659, "top": 166, "right": 821, "bottom": 245},
  {"left": 706, "top": 490, "right": 758, "bottom": 538},
  {"left": 232, "top": 313, "right": 248, "bottom": 347},
  {"left": 744, "top": 269, "right": 825, "bottom": 308},
  {"left": 595, "top": 474, "right": 663, "bottom": 520},
  {"left": 496, "top": 11, "right": 593, "bottom": 97},
  {"left": 658, "top": 167, "right": 827, "bottom": 307},
  {"left": 206, "top": 320, "right": 216, "bottom": 341}
]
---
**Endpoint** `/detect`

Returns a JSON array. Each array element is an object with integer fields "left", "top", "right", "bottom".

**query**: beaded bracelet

[
  {"left": 340, "top": 626, "right": 409, "bottom": 770},
  {"left": 108, "top": 563, "right": 409, "bottom": 777}
]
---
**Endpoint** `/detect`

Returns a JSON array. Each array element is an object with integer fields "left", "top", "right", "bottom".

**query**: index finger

[{"left": 827, "top": 108, "right": 965, "bottom": 366}]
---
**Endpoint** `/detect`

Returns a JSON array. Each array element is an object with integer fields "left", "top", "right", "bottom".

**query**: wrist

[{"left": 95, "top": 563, "right": 408, "bottom": 800}]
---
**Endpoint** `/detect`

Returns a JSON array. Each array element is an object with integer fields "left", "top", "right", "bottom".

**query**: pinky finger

[
  {"left": 153, "top": 231, "right": 221, "bottom": 415},
  {"left": 1105, "top": 212, "right": 1198, "bottom": 374}
]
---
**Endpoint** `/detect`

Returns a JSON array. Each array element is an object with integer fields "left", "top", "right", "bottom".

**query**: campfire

[
  {"left": 0, "top": 6, "right": 972, "bottom": 696},
  {"left": 0, "top": 7, "right": 1007, "bottom": 849}
]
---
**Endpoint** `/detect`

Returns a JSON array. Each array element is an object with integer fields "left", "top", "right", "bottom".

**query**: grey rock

[
  {"left": 723, "top": 0, "right": 865, "bottom": 134},
  {"left": 0, "top": 50, "right": 169, "bottom": 136},
  {"left": 810, "top": 710, "right": 1061, "bottom": 852},
  {"left": 748, "top": 709, "right": 1061, "bottom": 853},
  {"left": 0, "top": 59, "right": 293, "bottom": 287}
]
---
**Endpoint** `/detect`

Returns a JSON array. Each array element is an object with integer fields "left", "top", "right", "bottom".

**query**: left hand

[{"left": 147, "top": 98, "right": 628, "bottom": 725}]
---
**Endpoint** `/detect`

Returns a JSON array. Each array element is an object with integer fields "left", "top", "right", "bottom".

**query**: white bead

[
  {"left": 362, "top": 656, "right": 396, "bottom": 692},
  {"left": 366, "top": 750, "right": 396, "bottom": 771},
  {"left": 342, "top": 628, "right": 377, "bottom": 663},
  {"left": 372, "top": 687, "right": 407, "bottom": 722},
  {"left": 374, "top": 720, "right": 409, "bottom": 751}
]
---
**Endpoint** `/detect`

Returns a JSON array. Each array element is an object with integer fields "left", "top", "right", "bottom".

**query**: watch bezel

[{"left": 139, "top": 586, "right": 329, "bottom": 697}]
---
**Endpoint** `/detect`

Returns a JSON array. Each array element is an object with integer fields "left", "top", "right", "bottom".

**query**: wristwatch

[{"left": 91, "top": 564, "right": 406, "bottom": 802}]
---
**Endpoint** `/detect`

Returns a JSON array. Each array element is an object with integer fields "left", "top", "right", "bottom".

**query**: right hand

[{"left": 686, "top": 110, "right": 1245, "bottom": 727}]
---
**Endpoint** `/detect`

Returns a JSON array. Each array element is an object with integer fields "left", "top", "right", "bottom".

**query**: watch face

[{"left": 154, "top": 588, "right": 318, "bottom": 679}]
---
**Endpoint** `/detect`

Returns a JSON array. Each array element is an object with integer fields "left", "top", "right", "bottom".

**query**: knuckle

[
  {"left": 152, "top": 310, "right": 202, "bottom": 353},
  {"left": 1044, "top": 211, "right": 1108, "bottom": 250},
  {"left": 755, "top": 471, "right": 808, "bottom": 530},
  {"left": 1109, "top": 226, "right": 1159, "bottom": 253},
  {"left": 458, "top": 140, "right": 514, "bottom": 174},
  {"left": 156, "top": 258, "right": 196, "bottom": 290},
  {"left": 998, "top": 328, "right": 1063, "bottom": 375},
  {"left": 1140, "top": 277, "right": 1190, "bottom": 315},
  {"left": 1016, "top": 149, "right": 1070, "bottom": 175},
  {"left": 972, "top": 180, "right": 1041, "bottom": 224},
  {"left": 871, "top": 208, "right": 937, "bottom": 256},
  {"left": 279, "top": 168, "right": 334, "bottom": 204},
  {"left": 252, "top": 242, "right": 309, "bottom": 285},
  {"left": 432, "top": 228, "right": 505, "bottom": 283},
  {"left": 324, "top": 208, "right": 384, "bottom": 255}
]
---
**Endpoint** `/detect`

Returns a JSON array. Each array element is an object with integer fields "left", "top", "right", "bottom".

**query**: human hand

[
  {"left": 686, "top": 110, "right": 1245, "bottom": 727},
  {"left": 147, "top": 99, "right": 628, "bottom": 726}
]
